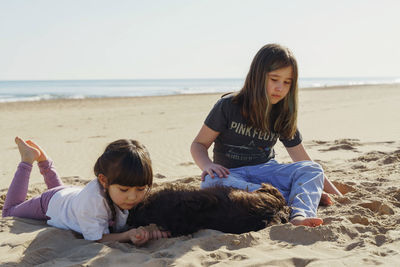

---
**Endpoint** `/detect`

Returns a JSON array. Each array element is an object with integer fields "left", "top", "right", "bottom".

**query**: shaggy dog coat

[{"left": 127, "top": 183, "right": 291, "bottom": 236}]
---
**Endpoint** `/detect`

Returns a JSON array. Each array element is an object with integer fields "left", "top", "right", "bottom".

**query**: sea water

[{"left": 0, "top": 77, "right": 399, "bottom": 103}]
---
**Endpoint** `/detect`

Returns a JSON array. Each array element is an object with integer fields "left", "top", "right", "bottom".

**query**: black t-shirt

[{"left": 204, "top": 95, "right": 302, "bottom": 169}]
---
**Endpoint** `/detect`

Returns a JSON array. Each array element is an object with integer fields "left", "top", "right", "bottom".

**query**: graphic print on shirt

[
  {"left": 224, "top": 121, "right": 278, "bottom": 162},
  {"left": 229, "top": 121, "right": 278, "bottom": 141}
]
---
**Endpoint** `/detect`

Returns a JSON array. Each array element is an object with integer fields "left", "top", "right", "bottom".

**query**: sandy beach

[{"left": 1, "top": 84, "right": 399, "bottom": 266}]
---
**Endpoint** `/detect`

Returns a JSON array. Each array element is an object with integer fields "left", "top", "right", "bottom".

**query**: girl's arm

[
  {"left": 191, "top": 124, "right": 230, "bottom": 180},
  {"left": 98, "top": 227, "right": 150, "bottom": 245},
  {"left": 285, "top": 143, "right": 343, "bottom": 196},
  {"left": 98, "top": 226, "right": 169, "bottom": 245}
]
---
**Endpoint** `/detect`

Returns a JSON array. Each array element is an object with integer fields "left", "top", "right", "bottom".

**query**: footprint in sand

[
  {"left": 0, "top": 192, "right": 7, "bottom": 210},
  {"left": 319, "top": 144, "right": 358, "bottom": 152},
  {"left": 358, "top": 201, "right": 394, "bottom": 215},
  {"left": 334, "top": 139, "right": 361, "bottom": 145},
  {"left": 60, "top": 176, "right": 90, "bottom": 186},
  {"left": 345, "top": 240, "right": 365, "bottom": 251},
  {"left": 203, "top": 251, "right": 249, "bottom": 265},
  {"left": 178, "top": 162, "right": 195, "bottom": 166},
  {"left": 381, "top": 152, "right": 400, "bottom": 165},
  {"left": 348, "top": 215, "right": 369, "bottom": 225},
  {"left": 88, "top": 135, "right": 106, "bottom": 139},
  {"left": 153, "top": 251, "right": 175, "bottom": 258},
  {"left": 179, "top": 177, "right": 198, "bottom": 184},
  {"left": 318, "top": 139, "right": 361, "bottom": 152},
  {"left": 391, "top": 189, "right": 400, "bottom": 202},
  {"left": 351, "top": 163, "right": 367, "bottom": 170},
  {"left": 353, "top": 151, "right": 387, "bottom": 162},
  {"left": 154, "top": 173, "right": 166, "bottom": 179},
  {"left": 336, "top": 196, "right": 352, "bottom": 204},
  {"left": 331, "top": 181, "right": 356, "bottom": 194},
  {"left": 313, "top": 140, "right": 328, "bottom": 144},
  {"left": 375, "top": 234, "right": 386, "bottom": 247}
]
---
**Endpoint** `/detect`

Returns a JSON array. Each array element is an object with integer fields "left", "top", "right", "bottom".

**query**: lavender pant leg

[
  {"left": 2, "top": 162, "right": 32, "bottom": 217},
  {"left": 38, "top": 159, "right": 63, "bottom": 189},
  {"left": 2, "top": 161, "right": 66, "bottom": 219},
  {"left": 2, "top": 186, "right": 65, "bottom": 220}
]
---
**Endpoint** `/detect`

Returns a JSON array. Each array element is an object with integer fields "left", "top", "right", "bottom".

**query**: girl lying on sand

[{"left": 2, "top": 137, "right": 169, "bottom": 245}]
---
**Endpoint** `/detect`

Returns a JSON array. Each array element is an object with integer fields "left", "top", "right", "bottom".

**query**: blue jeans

[{"left": 201, "top": 159, "right": 324, "bottom": 219}]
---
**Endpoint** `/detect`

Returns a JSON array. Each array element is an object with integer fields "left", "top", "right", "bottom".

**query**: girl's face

[
  {"left": 107, "top": 184, "right": 149, "bottom": 210},
  {"left": 98, "top": 174, "right": 149, "bottom": 210},
  {"left": 266, "top": 66, "right": 293, "bottom": 104}
]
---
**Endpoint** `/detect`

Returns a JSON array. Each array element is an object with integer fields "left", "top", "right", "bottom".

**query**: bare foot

[
  {"left": 15, "top": 137, "right": 40, "bottom": 164},
  {"left": 26, "top": 140, "right": 48, "bottom": 162},
  {"left": 290, "top": 216, "right": 323, "bottom": 227},
  {"left": 319, "top": 192, "right": 333, "bottom": 206}
]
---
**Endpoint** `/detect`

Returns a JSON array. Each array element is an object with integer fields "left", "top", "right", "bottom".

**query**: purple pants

[{"left": 2, "top": 159, "right": 65, "bottom": 220}]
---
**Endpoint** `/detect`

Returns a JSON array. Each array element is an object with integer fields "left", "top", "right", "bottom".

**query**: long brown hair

[
  {"left": 233, "top": 43, "right": 298, "bottom": 139},
  {"left": 94, "top": 139, "right": 153, "bottom": 227}
]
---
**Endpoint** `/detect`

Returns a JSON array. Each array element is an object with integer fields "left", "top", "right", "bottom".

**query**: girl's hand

[
  {"left": 144, "top": 224, "right": 171, "bottom": 240},
  {"left": 150, "top": 229, "right": 171, "bottom": 240},
  {"left": 127, "top": 227, "right": 150, "bottom": 246},
  {"left": 201, "top": 163, "right": 230, "bottom": 181}
]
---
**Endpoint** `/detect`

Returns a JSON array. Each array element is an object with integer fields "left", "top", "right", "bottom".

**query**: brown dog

[{"left": 127, "top": 183, "right": 290, "bottom": 236}]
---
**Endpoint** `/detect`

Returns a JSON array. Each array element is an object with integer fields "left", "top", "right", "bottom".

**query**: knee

[
  {"left": 299, "top": 160, "right": 322, "bottom": 172},
  {"left": 296, "top": 161, "right": 324, "bottom": 183},
  {"left": 310, "top": 161, "right": 323, "bottom": 173},
  {"left": 307, "top": 161, "right": 324, "bottom": 185}
]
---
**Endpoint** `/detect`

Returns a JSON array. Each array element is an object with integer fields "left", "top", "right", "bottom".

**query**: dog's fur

[{"left": 127, "top": 183, "right": 291, "bottom": 236}]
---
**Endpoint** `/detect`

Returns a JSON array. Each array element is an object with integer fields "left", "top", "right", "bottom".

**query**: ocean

[{"left": 0, "top": 77, "right": 399, "bottom": 103}]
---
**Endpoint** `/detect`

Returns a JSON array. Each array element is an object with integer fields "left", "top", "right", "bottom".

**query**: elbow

[
  {"left": 190, "top": 141, "right": 198, "bottom": 156},
  {"left": 191, "top": 141, "right": 207, "bottom": 154}
]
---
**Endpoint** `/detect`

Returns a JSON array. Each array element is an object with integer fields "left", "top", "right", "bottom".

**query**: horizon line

[{"left": 1, "top": 76, "right": 399, "bottom": 83}]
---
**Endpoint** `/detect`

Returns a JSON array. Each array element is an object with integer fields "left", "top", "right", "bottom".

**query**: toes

[
  {"left": 26, "top": 140, "right": 47, "bottom": 161},
  {"left": 15, "top": 136, "right": 24, "bottom": 145},
  {"left": 290, "top": 217, "right": 323, "bottom": 227},
  {"left": 26, "top": 140, "right": 36, "bottom": 147},
  {"left": 309, "top": 218, "right": 323, "bottom": 227}
]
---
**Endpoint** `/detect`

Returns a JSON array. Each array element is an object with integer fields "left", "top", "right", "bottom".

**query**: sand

[{"left": 0, "top": 84, "right": 399, "bottom": 266}]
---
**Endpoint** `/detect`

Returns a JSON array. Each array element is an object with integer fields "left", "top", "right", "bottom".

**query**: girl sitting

[{"left": 191, "top": 43, "right": 342, "bottom": 227}]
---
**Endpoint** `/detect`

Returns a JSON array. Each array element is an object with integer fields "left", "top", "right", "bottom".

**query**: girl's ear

[{"left": 98, "top": 174, "right": 108, "bottom": 189}]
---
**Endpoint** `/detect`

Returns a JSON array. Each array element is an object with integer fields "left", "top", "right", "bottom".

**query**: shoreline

[
  {"left": 1, "top": 82, "right": 399, "bottom": 105},
  {"left": 300, "top": 82, "right": 400, "bottom": 91}
]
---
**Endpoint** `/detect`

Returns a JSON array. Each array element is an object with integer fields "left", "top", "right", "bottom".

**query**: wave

[
  {"left": 0, "top": 94, "right": 86, "bottom": 103},
  {"left": 0, "top": 78, "right": 399, "bottom": 103}
]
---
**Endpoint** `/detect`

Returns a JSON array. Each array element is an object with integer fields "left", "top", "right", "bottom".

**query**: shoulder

[
  {"left": 81, "top": 179, "right": 105, "bottom": 195},
  {"left": 213, "top": 93, "right": 239, "bottom": 111},
  {"left": 75, "top": 179, "right": 109, "bottom": 212},
  {"left": 207, "top": 94, "right": 236, "bottom": 118}
]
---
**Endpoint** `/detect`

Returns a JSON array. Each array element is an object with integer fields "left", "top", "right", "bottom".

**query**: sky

[{"left": 0, "top": 0, "right": 399, "bottom": 80}]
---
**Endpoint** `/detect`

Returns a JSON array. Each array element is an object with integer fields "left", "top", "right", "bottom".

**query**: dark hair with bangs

[
  {"left": 94, "top": 139, "right": 153, "bottom": 228},
  {"left": 232, "top": 43, "right": 298, "bottom": 139},
  {"left": 94, "top": 139, "right": 153, "bottom": 187}
]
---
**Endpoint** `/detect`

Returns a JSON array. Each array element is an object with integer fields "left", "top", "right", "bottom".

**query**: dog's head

[{"left": 255, "top": 183, "right": 286, "bottom": 203}]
